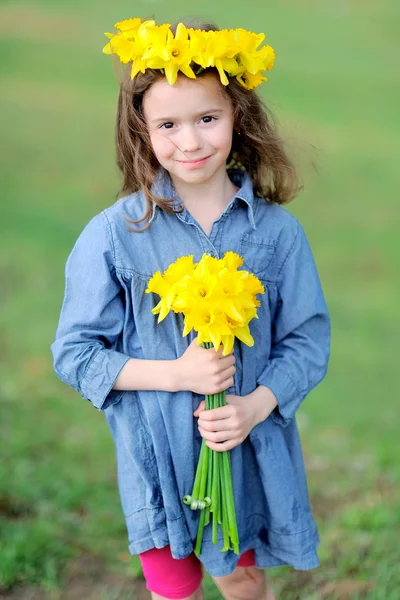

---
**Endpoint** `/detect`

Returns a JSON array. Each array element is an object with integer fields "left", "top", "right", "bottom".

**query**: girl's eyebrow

[{"left": 150, "top": 108, "right": 224, "bottom": 124}]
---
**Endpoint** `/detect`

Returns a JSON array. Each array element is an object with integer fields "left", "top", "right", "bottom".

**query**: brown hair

[{"left": 114, "top": 20, "right": 300, "bottom": 231}]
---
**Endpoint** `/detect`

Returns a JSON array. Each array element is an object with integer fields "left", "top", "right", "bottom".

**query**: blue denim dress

[{"left": 51, "top": 169, "right": 330, "bottom": 577}]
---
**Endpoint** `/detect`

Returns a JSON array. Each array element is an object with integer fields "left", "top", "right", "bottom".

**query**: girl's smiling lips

[{"left": 177, "top": 155, "right": 211, "bottom": 168}]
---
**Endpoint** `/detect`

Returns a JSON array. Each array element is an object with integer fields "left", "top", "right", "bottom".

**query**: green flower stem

[
  {"left": 204, "top": 444, "right": 213, "bottom": 526},
  {"left": 216, "top": 452, "right": 222, "bottom": 526},
  {"left": 198, "top": 443, "right": 209, "bottom": 507},
  {"left": 223, "top": 450, "right": 239, "bottom": 551},
  {"left": 217, "top": 394, "right": 223, "bottom": 526},
  {"left": 194, "top": 504, "right": 206, "bottom": 556},
  {"left": 187, "top": 344, "right": 240, "bottom": 556},
  {"left": 211, "top": 449, "right": 219, "bottom": 544},
  {"left": 191, "top": 441, "right": 206, "bottom": 508},
  {"left": 221, "top": 468, "right": 230, "bottom": 551}
]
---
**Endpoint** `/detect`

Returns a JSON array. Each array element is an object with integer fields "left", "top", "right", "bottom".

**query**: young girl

[{"left": 52, "top": 17, "right": 330, "bottom": 600}]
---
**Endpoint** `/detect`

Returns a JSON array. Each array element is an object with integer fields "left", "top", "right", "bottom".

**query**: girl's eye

[{"left": 159, "top": 116, "right": 216, "bottom": 129}]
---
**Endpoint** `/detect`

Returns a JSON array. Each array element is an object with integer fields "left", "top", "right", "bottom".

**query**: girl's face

[{"left": 143, "top": 73, "right": 235, "bottom": 188}]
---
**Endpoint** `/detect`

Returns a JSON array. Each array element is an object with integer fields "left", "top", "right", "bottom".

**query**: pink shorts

[{"left": 139, "top": 545, "right": 255, "bottom": 599}]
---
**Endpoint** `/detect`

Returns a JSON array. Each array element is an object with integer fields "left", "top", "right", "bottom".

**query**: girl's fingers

[
  {"left": 198, "top": 426, "right": 236, "bottom": 443},
  {"left": 215, "top": 353, "right": 235, "bottom": 371},
  {"left": 220, "top": 365, "right": 236, "bottom": 380},
  {"left": 198, "top": 413, "right": 235, "bottom": 433},
  {"left": 198, "top": 405, "right": 232, "bottom": 422},
  {"left": 193, "top": 400, "right": 206, "bottom": 416},
  {"left": 205, "top": 438, "right": 241, "bottom": 452},
  {"left": 217, "top": 378, "right": 234, "bottom": 394}
]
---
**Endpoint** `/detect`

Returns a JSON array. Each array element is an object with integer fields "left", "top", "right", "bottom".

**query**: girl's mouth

[{"left": 178, "top": 156, "right": 211, "bottom": 168}]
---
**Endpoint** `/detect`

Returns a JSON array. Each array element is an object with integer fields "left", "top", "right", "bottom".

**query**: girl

[{"left": 52, "top": 17, "right": 330, "bottom": 600}]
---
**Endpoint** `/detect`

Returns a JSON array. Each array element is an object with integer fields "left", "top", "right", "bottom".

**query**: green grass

[{"left": 1, "top": 0, "right": 399, "bottom": 598}]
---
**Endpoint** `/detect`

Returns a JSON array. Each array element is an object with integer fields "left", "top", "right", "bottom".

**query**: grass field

[{"left": 1, "top": 1, "right": 399, "bottom": 598}]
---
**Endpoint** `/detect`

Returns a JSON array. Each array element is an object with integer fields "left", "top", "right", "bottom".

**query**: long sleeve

[
  {"left": 51, "top": 212, "right": 131, "bottom": 411},
  {"left": 257, "top": 220, "right": 331, "bottom": 427}
]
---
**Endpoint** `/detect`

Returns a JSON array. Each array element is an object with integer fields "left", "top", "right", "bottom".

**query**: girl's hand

[
  {"left": 175, "top": 337, "right": 235, "bottom": 395},
  {"left": 193, "top": 386, "right": 278, "bottom": 452}
]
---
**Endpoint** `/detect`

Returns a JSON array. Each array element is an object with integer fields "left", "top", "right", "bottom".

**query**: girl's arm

[
  {"left": 113, "top": 337, "right": 235, "bottom": 396},
  {"left": 51, "top": 213, "right": 132, "bottom": 411},
  {"left": 256, "top": 220, "right": 331, "bottom": 427},
  {"left": 51, "top": 213, "right": 235, "bottom": 411},
  {"left": 195, "top": 220, "right": 330, "bottom": 449}
]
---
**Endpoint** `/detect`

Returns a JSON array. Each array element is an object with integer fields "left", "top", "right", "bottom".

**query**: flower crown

[{"left": 102, "top": 18, "right": 276, "bottom": 90}]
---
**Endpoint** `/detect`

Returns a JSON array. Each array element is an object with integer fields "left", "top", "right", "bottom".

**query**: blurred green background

[{"left": 1, "top": 0, "right": 399, "bottom": 598}]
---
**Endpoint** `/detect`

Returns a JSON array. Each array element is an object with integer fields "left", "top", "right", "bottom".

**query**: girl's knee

[
  {"left": 151, "top": 587, "right": 204, "bottom": 600},
  {"left": 213, "top": 566, "right": 268, "bottom": 600}
]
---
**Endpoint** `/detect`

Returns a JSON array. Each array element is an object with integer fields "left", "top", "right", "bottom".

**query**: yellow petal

[
  {"left": 182, "top": 316, "right": 192, "bottom": 337},
  {"left": 165, "top": 63, "right": 179, "bottom": 85},
  {"left": 175, "top": 22, "right": 188, "bottom": 42},
  {"left": 224, "top": 300, "right": 245, "bottom": 323},
  {"left": 157, "top": 300, "right": 171, "bottom": 323},
  {"left": 179, "top": 63, "right": 196, "bottom": 79},
  {"left": 197, "top": 330, "right": 206, "bottom": 345},
  {"left": 234, "top": 325, "right": 254, "bottom": 347},
  {"left": 114, "top": 18, "right": 143, "bottom": 32},
  {"left": 131, "top": 61, "right": 144, "bottom": 78},
  {"left": 145, "top": 271, "right": 167, "bottom": 295},
  {"left": 223, "top": 251, "right": 243, "bottom": 270},
  {"left": 215, "top": 59, "right": 229, "bottom": 86},
  {"left": 209, "top": 328, "right": 222, "bottom": 352},
  {"left": 221, "top": 334, "right": 235, "bottom": 355},
  {"left": 151, "top": 300, "right": 162, "bottom": 315}
]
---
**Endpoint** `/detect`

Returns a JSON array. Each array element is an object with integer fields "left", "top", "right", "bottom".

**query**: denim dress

[{"left": 51, "top": 169, "right": 330, "bottom": 577}]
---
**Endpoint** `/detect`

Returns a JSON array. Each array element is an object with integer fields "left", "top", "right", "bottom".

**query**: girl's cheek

[{"left": 151, "top": 133, "right": 176, "bottom": 155}]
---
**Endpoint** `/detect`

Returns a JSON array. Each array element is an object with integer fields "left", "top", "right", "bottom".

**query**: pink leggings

[{"left": 139, "top": 545, "right": 255, "bottom": 599}]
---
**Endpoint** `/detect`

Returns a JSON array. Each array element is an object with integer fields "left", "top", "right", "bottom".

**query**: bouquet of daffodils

[{"left": 146, "top": 252, "right": 264, "bottom": 555}]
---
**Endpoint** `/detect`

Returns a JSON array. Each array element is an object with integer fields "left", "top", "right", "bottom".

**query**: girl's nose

[{"left": 180, "top": 127, "right": 202, "bottom": 154}]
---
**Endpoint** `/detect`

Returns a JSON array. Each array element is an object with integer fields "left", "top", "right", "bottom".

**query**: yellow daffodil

[
  {"left": 102, "top": 35, "right": 135, "bottom": 62},
  {"left": 146, "top": 251, "right": 264, "bottom": 354},
  {"left": 164, "top": 255, "right": 195, "bottom": 283},
  {"left": 222, "top": 251, "right": 244, "bottom": 271},
  {"left": 236, "top": 71, "right": 268, "bottom": 90},
  {"left": 114, "top": 18, "right": 143, "bottom": 35},
  {"left": 103, "top": 19, "right": 275, "bottom": 90},
  {"left": 138, "top": 22, "right": 170, "bottom": 52},
  {"left": 173, "top": 274, "right": 217, "bottom": 312},
  {"left": 145, "top": 272, "right": 176, "bottom": 322},
  {"left": 129, "top": 21, "right": 164, "bottom": 77},
  {"left": 143, "top": 23, "right": 196, "bottom": 85},
  {"left": 191, "top": 30, "right": 241, "bottom": 86},
  {"left": 183, "top": 308, "right": 232, "bottom": 351},
  {"left": 230, "top": 323, "right": 254, "bottom": 346},
  {"left": 240, "top": 271, "right": 265, "bottom": 297},
  {"left": 259, "top": 44, "right": 276, "bottom": 71},
  {"left": 102, "top": 19, "right": 154, "bottom": 57},
  {"left": 195, "top": 253, "right": 222, "bottom": 277}
]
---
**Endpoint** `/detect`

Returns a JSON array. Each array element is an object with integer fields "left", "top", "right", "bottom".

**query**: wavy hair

[{"left": 114, "top": 20, "right": 300, "bottom": 231}]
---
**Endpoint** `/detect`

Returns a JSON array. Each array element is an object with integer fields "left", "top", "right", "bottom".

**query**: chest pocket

[{"left": 240, "top": 233, "right": 276, "bottom": 280}]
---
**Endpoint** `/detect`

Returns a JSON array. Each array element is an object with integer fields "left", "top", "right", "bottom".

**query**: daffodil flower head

[
  {"left": 102, "top": 18, "right": 275, "bottom": 90},
  {"left": 164, "top": 255, "right": 195, "bottom": 283},
  {"left": 146, "top": 271, "right": 179, "bottom": 323},
  {"left": 146, "top": 252, "right": 265, "bottom": 355},
  {"left": 222, "top": 251, "right": 244, "bottom": 270}
]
